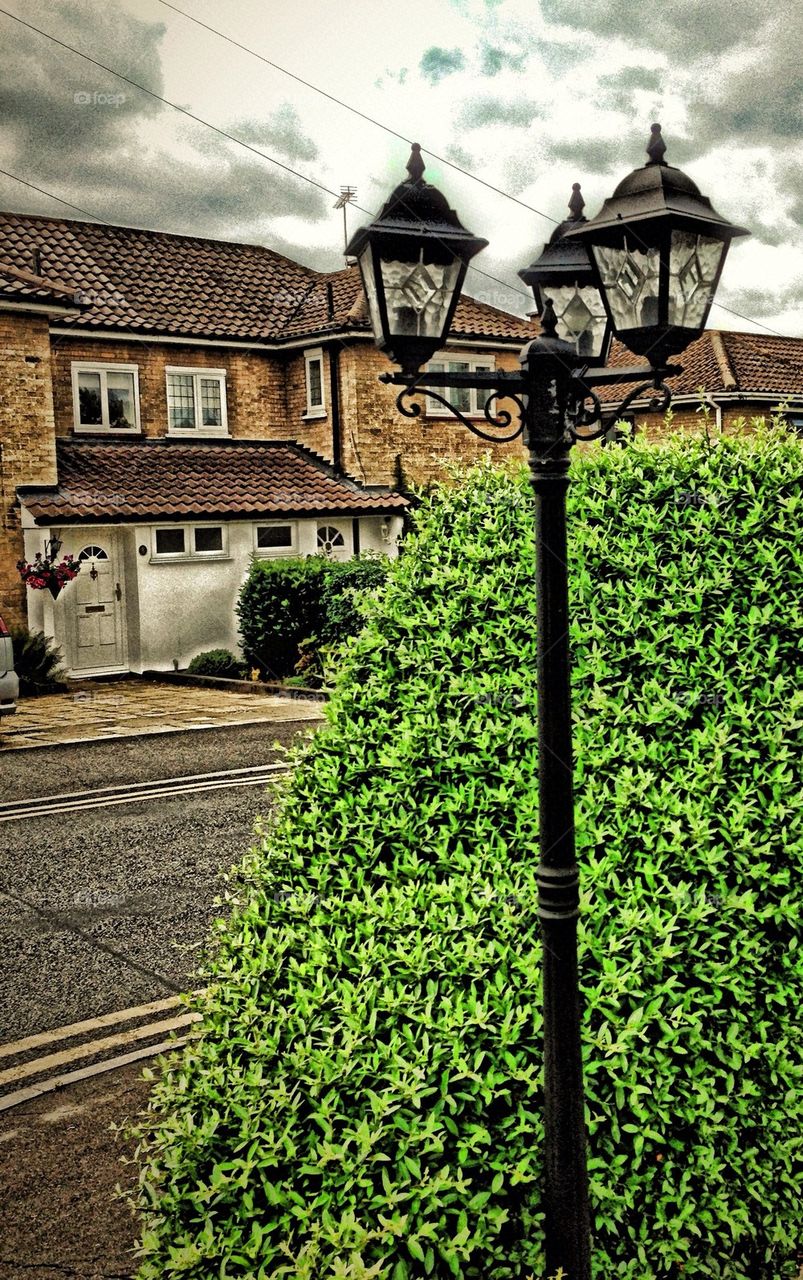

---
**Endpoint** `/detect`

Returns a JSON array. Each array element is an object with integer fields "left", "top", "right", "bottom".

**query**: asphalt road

[{"left": 0, "top": 720, "right": 318, "bottom": 1045}]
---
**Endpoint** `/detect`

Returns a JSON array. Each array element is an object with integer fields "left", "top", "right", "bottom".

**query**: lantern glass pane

[
  {"left": 547, "top": 283, "right": 608, "bottom": 357},
  {"left": 358, "top": 247, "right": 384, "bottom": 344},
  {"left": 379, "top": 255, "right": 462, "bottom": 340},
  {"left": 668, "top": 231, "right": 725, "bottom": 329},
  {"left": 592, "top": 242, "right": 662, "bottom": 330}
]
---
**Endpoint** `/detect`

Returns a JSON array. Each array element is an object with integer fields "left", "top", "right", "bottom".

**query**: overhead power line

[
  {"left": 0, "top": 6, "right": 791, "bottom": 337},
  {"left": 155, "top": 0, "right": 558, "bottom": 228},
  {"left": 0, "top": 168, "right": 100, "bottom": 221},
  {"left": 0, "top": 5, "right": 535, "bottom": 309},
  {"left": 151, "top": 0, "right": 797, "bottom": 340}
]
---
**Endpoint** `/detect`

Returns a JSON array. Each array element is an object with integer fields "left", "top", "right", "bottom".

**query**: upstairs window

[
  {"left": 426, "top": 357, "right": 495, "bottom": 417},
  {"left": 166, "top": 368, "right": 228, "bottom": 434},
  {"left": 72, "top": 362, "right": 140, "bottom": 432},
  {"left": 303, "top": 348, "right": 325, "bottom": 418}
]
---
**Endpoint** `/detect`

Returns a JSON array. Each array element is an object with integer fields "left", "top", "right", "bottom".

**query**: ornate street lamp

[
  {"left": 346, "top": 143, "right": 487, "bottom": 377},
  {"left": 566, "top": 123, "right": 749, "bottom": 367},
  {"left": 347, "top": 127, "right": 748, "bottom": 1280},
  {"left": 518, "top": 183, "right": 612, "bottom": 364}
]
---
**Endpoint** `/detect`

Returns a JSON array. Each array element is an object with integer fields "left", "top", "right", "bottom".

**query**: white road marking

[
  {"left": 0, "top": 763, "right": 290, "bottom": 821},
  {"left": 0, "top": 994, "right": 187, "bottom": 1060},
  {"left": 0, "top": 1036, "right": 189, "bottom": 1112},
  {"left": 0, "top": 1013, "right": 199, "bottom": 1088}
]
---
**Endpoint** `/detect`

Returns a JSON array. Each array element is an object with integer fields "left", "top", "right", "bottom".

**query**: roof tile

[
  {"left": 20, "top": 439, "right": 408, "bottom": 523},
  {"left": 598, "top": 330, "right": 803, "bottom": 405},
  {"left": 0, "top": 212, "right": 534, "bottom": 344}
]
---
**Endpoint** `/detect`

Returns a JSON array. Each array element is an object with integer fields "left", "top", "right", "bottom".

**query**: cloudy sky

[{"left": 0, "top": 0, "right": 800, "bottom": 335}]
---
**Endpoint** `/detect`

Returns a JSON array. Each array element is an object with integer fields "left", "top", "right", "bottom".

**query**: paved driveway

[{"left": 0, "top": 679, "right": 324, "bottom": 751}]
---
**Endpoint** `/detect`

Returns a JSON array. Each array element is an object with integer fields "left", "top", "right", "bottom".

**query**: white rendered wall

[{"left": 22, "top": 516, "right": 402, "bottom": 675}]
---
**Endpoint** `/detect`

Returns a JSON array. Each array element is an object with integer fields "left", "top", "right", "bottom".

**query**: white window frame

[
  {"left": 303, "top": 347, "right": 326, "bottom": 419},
  {"left": 425, "top": 356, "right": 495, "bottom": 418},
  {"left": 71, "top": 361, "right": 141, "bottom": 433},
  {"left": 165, "top": 367, "right": 229, "bottom": 436},
  {"left": 253, "top": 521, "right": 298, "bottom": 557},
  {"left": 150, "top": 523, "right": 230, "bottom": 563}
]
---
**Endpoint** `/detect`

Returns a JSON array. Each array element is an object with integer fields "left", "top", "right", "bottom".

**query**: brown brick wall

[
  {"left": 0, "top": 311, "right": 58, "bottom": 627},
  {"left": 284, "top": 345, "right": 335, "bottom": 464},
  {"left": 338, "top": 342, "right": 527, "bottom": 488},
  {"left": 630, "top": 403, "right": 781, "bottom": 443},
  {"left": 49, "top": 336, "right": 289, "bottom": 441}
]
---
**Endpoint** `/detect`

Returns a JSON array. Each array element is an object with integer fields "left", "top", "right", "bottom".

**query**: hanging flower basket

[{"left": 17, "top": 552, "right": 81, "bottom": 599}]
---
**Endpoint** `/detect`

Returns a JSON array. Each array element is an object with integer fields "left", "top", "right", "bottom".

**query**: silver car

[{"left": 0, "top": 615, "right": 19, "bottom": 718}]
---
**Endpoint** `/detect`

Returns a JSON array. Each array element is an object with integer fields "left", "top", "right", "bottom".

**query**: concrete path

[{"left": 0, "top": 679, "right": 324, "bottom": 751}]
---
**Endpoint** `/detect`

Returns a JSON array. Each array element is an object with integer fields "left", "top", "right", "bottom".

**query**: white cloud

[{"left": 0, "top": 0, "right": 798, "bottom": 335}]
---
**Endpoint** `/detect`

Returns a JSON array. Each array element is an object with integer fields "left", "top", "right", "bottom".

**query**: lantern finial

[
  {"left": 540, "top": 297, "right": 559, "bottom": 338},
  {"left": 407, "top": 143, "right": 425, "bottom": 184},
  {"left": 568, "top": 183, "right": 585, "bottom": 221},
  {"left": 646, "top": 123, "right": 667, "bottom": 166}
]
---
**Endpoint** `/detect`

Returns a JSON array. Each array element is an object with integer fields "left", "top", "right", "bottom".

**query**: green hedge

[
  {"left": 319, "top": 555, "right": 389, "bottom": 647},
  {"left": 236, "top": 554, "right": 388, "bottom": 681},
  {"left": 132, "top": 426, "right": 803, "bottom": 1279}
]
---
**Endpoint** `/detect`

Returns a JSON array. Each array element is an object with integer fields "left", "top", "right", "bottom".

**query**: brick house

[
  {"left": 0, "top": 212, "right": 535, "bottom": 676},
  {"left": 603, "top": 329, "right": 803, "bottom": 437}
]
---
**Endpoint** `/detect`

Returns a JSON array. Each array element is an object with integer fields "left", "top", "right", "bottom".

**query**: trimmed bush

[
  {"left": 237, "top": 555, "right": 390, "bottom": 682},
  {"left": 186, "top": 649, "right": 248, "bottom": 680},
  {"left": 319, "top": 555, "right": 390, "bottom": 647},
  {"left": 10, "top": 626, "right": 66, "bottom": 695},
  {"left": 133, "top": 426, "right": 803, "bottom": 1279},
  {"left": 237, "top": 556, "right": 327, "bottom": 680}
]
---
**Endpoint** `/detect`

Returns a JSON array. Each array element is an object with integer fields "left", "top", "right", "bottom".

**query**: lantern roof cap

[
  {"left": 346, "top": 145, "right": 487, "bottom": 258},
  {"left": 565, "top": 125, "right": 750, "bottom": 241},
  {"left": 518, "top": 183, "right": 594, "bottom": 284}
]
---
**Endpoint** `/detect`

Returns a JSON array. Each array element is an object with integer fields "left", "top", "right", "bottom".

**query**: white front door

[{"left": 69, "top": 534, "right": 127, "bottom": 672}]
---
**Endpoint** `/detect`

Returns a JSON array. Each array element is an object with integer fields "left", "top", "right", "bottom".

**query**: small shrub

[
  {"left": 237, "top": 555, "right": 389, "bottom": 682},
  {"left": 237, "top": 556, "right": 327, "bottom": 680},
  {"left": 186, "top": 649, "right": 247, "bottom": 680},
  {"left": 10, "top": 626, "right": 66, "bottom": 695},
  {"left": 134, "top": 427, "right": 803, "bottom": 1279}
]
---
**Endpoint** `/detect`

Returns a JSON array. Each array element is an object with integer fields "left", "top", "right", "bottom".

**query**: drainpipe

[
  {"left": 700, "top": 394, "right": 723, "bottom": 434},
  {"left": 327, "top": 339, "right": 343, "bottom": 477}
]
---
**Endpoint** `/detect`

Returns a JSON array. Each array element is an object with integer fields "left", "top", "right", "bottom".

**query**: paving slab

[{"left": 0, "top": 680, "right": 325, "bottom": 752}]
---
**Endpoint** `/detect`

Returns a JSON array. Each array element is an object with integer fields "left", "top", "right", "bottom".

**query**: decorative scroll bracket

[
  {"left": 379, "top": 370, "right": 528, "bottom": 443},
  {"left": 379, "top": 361, "right": 682, "bottom": 446}
]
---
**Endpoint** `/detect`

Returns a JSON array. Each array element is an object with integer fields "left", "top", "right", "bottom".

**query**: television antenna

[{"left": 333, "top": 186, "right": 358, "bottom": 255}]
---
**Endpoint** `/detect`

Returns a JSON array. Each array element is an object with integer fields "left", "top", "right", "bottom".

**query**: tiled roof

[
  {"left": 0, "top": 211, "right": 534, "bottom": 345},
  {"left": 598, "top": 330, "right": 803, "bottom": 406},
  {"left": 19, "top": 438, "right": 408, "bottom": 524},
  {"left": 716, "top": 330, "right": 803, "bottom": 395},
  {"left": 282, "top": 265, "right": 537, "bottom": 342},
  {"left": 0, "top": 260, "right": 84, "bottom": 309},
  {"left": 0, "top": 212, "right": 315, "bottom": 342}
]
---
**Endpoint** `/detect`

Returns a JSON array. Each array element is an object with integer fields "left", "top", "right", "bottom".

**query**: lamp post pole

[
  {"left": 525, "top": 336, "right": 592, "bottom": 1279},
  {"left": 348, "top": 125, "right": 748, "bottom": 1280}
]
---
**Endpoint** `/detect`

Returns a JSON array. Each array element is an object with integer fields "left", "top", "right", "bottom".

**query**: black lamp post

[
  {"left": 347, "top": 124, "right": 748, "bottom": 1280},
  {"left": 346, "top": 143, "right": 488, "bottom": 377}
]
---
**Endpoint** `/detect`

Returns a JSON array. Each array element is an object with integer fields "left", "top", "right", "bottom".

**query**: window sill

[
  {"left": 301, "top": 410, "right": 327, "bottom": 421},
  {"left": 167, "top": 428, "right": 230, "bottom": 438},
  {"left": 424, "top": 412, "right": 489, "bottom": 421},
  {"left": 149, "top": 554, "right": 233, "bottom": 565},
  {"left": 74, "top": 425, "right": 142, "bottom": 435}
]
